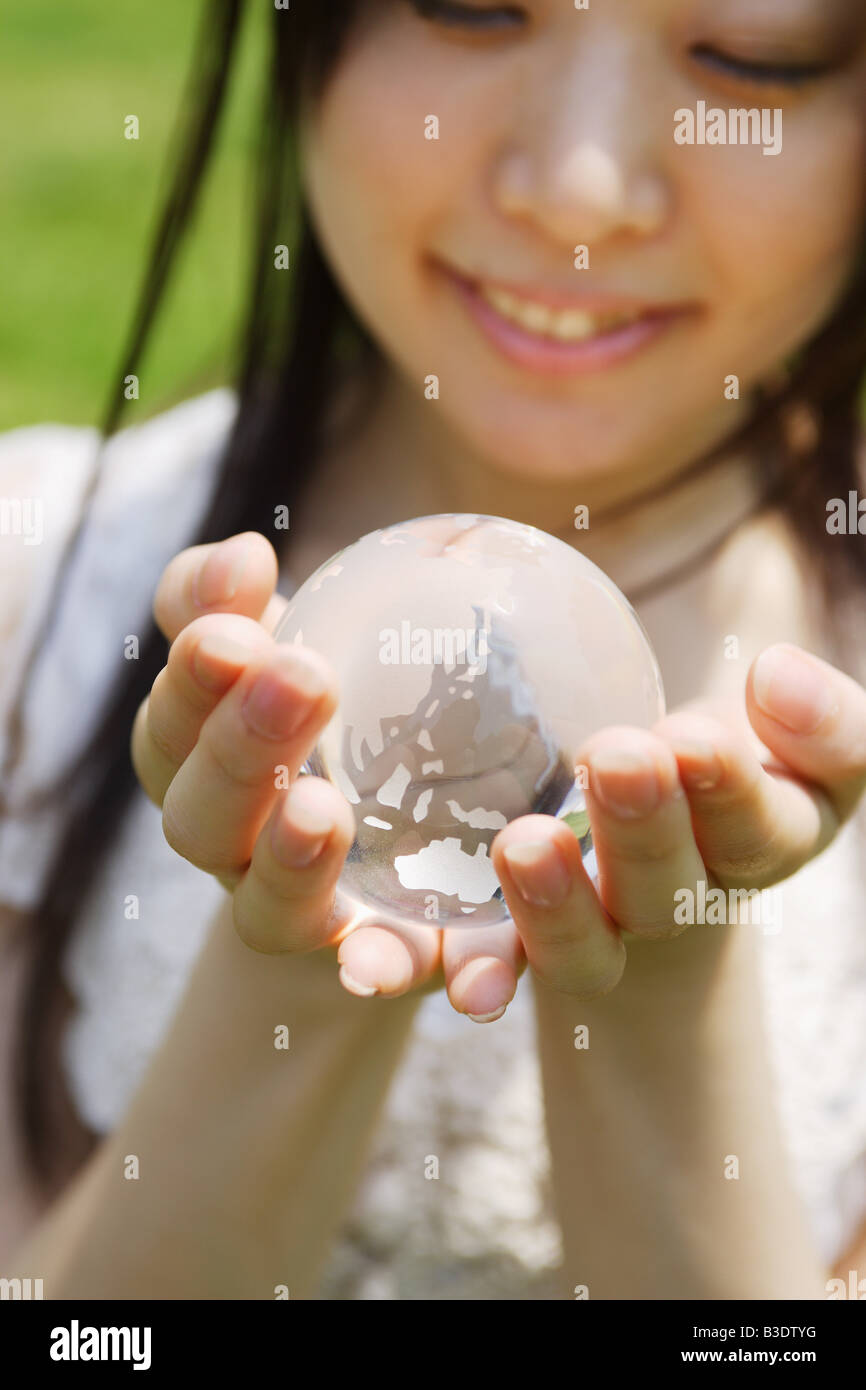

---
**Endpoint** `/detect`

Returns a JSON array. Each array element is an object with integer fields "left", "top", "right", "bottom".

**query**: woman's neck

[{"left": 293, "top": 359, "right": 769, "bottom": 601}]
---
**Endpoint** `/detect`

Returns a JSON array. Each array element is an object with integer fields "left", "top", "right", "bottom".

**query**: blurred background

[{"left": 0, "top": 0, "right": 269, "bottom": 432}]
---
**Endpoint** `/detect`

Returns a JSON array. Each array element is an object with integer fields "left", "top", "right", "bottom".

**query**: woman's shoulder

[
  {"left": 0, "top": 417, "right": 96, "bottom": 654},
  {"left": 0, "top": 385, "right": 236, "bottom": 472},
  {"left": 0, "top": 388, "right": 237, "bottom": 647},
  {"left": 0, "top": 386, "right": 237, "bottom": 524},
  {"left": 0, "top": 387, "right": 239, "bottom": 810},
  {"left": 66, "top": 387, "right": 240, "bottom": 575},
  {"left": 90, "top": 387, "right": 238, "bottom": 503}
]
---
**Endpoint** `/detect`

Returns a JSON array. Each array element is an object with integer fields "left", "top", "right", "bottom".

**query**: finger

[
  {"left": 746, "top": 643, "right": 866, "bottom": 822},
  {"left": 261, "top": 591, "right": 291, "bottom": 635},
  {"left": 491, "top": 814, "right": 626, "bottom": 998},
  {"left": 655, "top": 708, "right": 836, "bottom": 888},
  {"left": 153, "top": 531, "right": 280, "bottom": 642},
  {"left": 335, "top": 920, "right": 443, "bottom": 1000},
  {"left": 231, "top": 774, "right": 357, "bottom": 952},
  {"left": 441, "top": 918, "right": 526, "bottom": 1022},
  {"left": 161, "top": 643, "right": 337, "bottom": 878},
  {"left": 578, "top": 726, "right": 707, "bottom": 939},
  {"left": 133, "top": 614, "right": 275, "bottom": 807}
]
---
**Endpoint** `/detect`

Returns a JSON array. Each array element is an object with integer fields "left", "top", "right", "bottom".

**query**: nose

[{"left": 491, "top": 40, "right": 671, "bottom": 248}]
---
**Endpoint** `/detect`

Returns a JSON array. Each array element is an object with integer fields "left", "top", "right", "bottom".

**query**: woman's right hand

[{"left": 131, "top": 532, "right": 525, "bottom": 1020}]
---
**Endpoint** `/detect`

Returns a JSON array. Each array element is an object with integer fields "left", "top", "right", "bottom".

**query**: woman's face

[{"left": 299, "top": 0, "right": 866, "bottom": 487}]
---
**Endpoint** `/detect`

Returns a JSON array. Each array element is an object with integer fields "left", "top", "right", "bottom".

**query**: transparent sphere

[{"left": 274, "top": 514, "right": 664, "bottom": 931}]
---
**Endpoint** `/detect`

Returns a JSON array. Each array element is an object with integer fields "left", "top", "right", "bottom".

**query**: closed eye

[
  {"left": 691, "top": 43, "right": 834, "bottom": 88},
  {"left": 409, "top": 0, "right": 526, "bottom": 30}
]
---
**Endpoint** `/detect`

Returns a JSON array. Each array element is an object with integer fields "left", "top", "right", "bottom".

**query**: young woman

[{"left": 2, "top": 0, "right": 866, "bottom": 1299}]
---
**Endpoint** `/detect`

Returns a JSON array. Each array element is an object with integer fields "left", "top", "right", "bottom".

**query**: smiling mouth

[
  {"left": 439, "top": 259, "right": 693, "bottom": 348},
  {"left": 474, "top": 283, "right": 658, "bottom": 342},
  {"left": 432, "top": 259, "right": 705, "bottom": 378}
]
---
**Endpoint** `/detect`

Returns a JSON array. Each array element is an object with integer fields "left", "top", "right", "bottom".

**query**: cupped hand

[
  {"left": 491, "top": 640, "right": 866, "bottom": 996},
  {"left": 131, "top": 532, "right": 520, "bottom": 1020},
  {"left": 132, "top": 533, "right": 866, "bottom": 1021}
]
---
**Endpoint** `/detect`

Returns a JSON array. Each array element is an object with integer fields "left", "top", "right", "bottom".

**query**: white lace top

[{"left": 1, "top": 389, "right": 865, "bottom": 1298}]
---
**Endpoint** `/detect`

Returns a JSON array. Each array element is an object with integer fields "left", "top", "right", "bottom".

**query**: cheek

[
  {"left": 300, "top": 77, "right": 423, "bottom": 297},
  {"left": 299, "top": 23, "right": 493, "bottom": 311},
  {"left": 681, "top": 101, "right": 866, "bottom": 335}
]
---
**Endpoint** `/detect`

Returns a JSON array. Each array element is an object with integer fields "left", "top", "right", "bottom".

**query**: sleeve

[{"left": 0, "top": 388, "right": 237, "bottom": 911}]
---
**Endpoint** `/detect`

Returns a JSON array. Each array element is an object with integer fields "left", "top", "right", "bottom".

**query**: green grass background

[{"left": 0, "top": 1, "right": 268, "bottom": 432}]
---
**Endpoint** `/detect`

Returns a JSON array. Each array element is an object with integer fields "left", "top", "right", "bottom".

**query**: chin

[{"left": 454, "top": 405, "right": 635, "bottom": 487}]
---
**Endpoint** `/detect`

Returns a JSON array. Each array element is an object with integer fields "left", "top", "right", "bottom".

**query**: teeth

[
  {"left": 519, "top": 300, "right": 555, "bottom": 335},
  {"left": 550, "top": 309, "right": 596, "bottom": 341},
  {"left": 478, "top": 284, "right": 641, "bottom": 341}
]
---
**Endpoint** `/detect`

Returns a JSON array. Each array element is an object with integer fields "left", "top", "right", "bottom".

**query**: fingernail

[
  {"left": 242, "top": 652, "right": 327, "bottom": 739},
  {"left": 502, "top": 840, "right": 571, "bottom": 907},
  {"left": 193, "top": 537, "right": 251, "bottom": 608},
  {"left": 271, "top": 819, "right": 329, "bottom": 869},
  {"left": 669, "top": 738, "right": 723, "bottom": 792},
  {"left": 338, "top": 964, "right": 379, "bottom": 998},
  {"left": 271, "top": 781, "right": 333, "bottom": 867},
  {"left": 589, "top": 746, "right": 660, "bottom": 817},
  {"left": 453, "top": 956, "right": 512, "bottom": 1019},
  {"left": 468, "top": 1005, "right": 507, "bottom": 1024},
  {"left": 752, "top": 645, "right": 836, "bottom": 735},
  {"left": 192, "top": 633, "right": 256, "bottom": 691}
]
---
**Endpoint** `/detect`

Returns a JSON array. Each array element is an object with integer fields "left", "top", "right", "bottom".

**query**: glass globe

[{"left": 274, "top": 514, "right": 664, "bottom": 931}]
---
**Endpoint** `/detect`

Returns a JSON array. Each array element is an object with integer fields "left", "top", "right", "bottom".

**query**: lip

[{"left": 436, "top": 261, "right": 697, "bottom": 377}]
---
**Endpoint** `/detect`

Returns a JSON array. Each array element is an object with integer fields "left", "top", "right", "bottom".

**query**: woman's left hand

[{"left": 487, "top": 641, "right": 866, "bottom": 998}]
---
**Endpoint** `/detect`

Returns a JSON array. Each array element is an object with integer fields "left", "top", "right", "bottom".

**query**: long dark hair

[{"left": 6, "top": 0, "right": 866, "bottom": 1194}]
